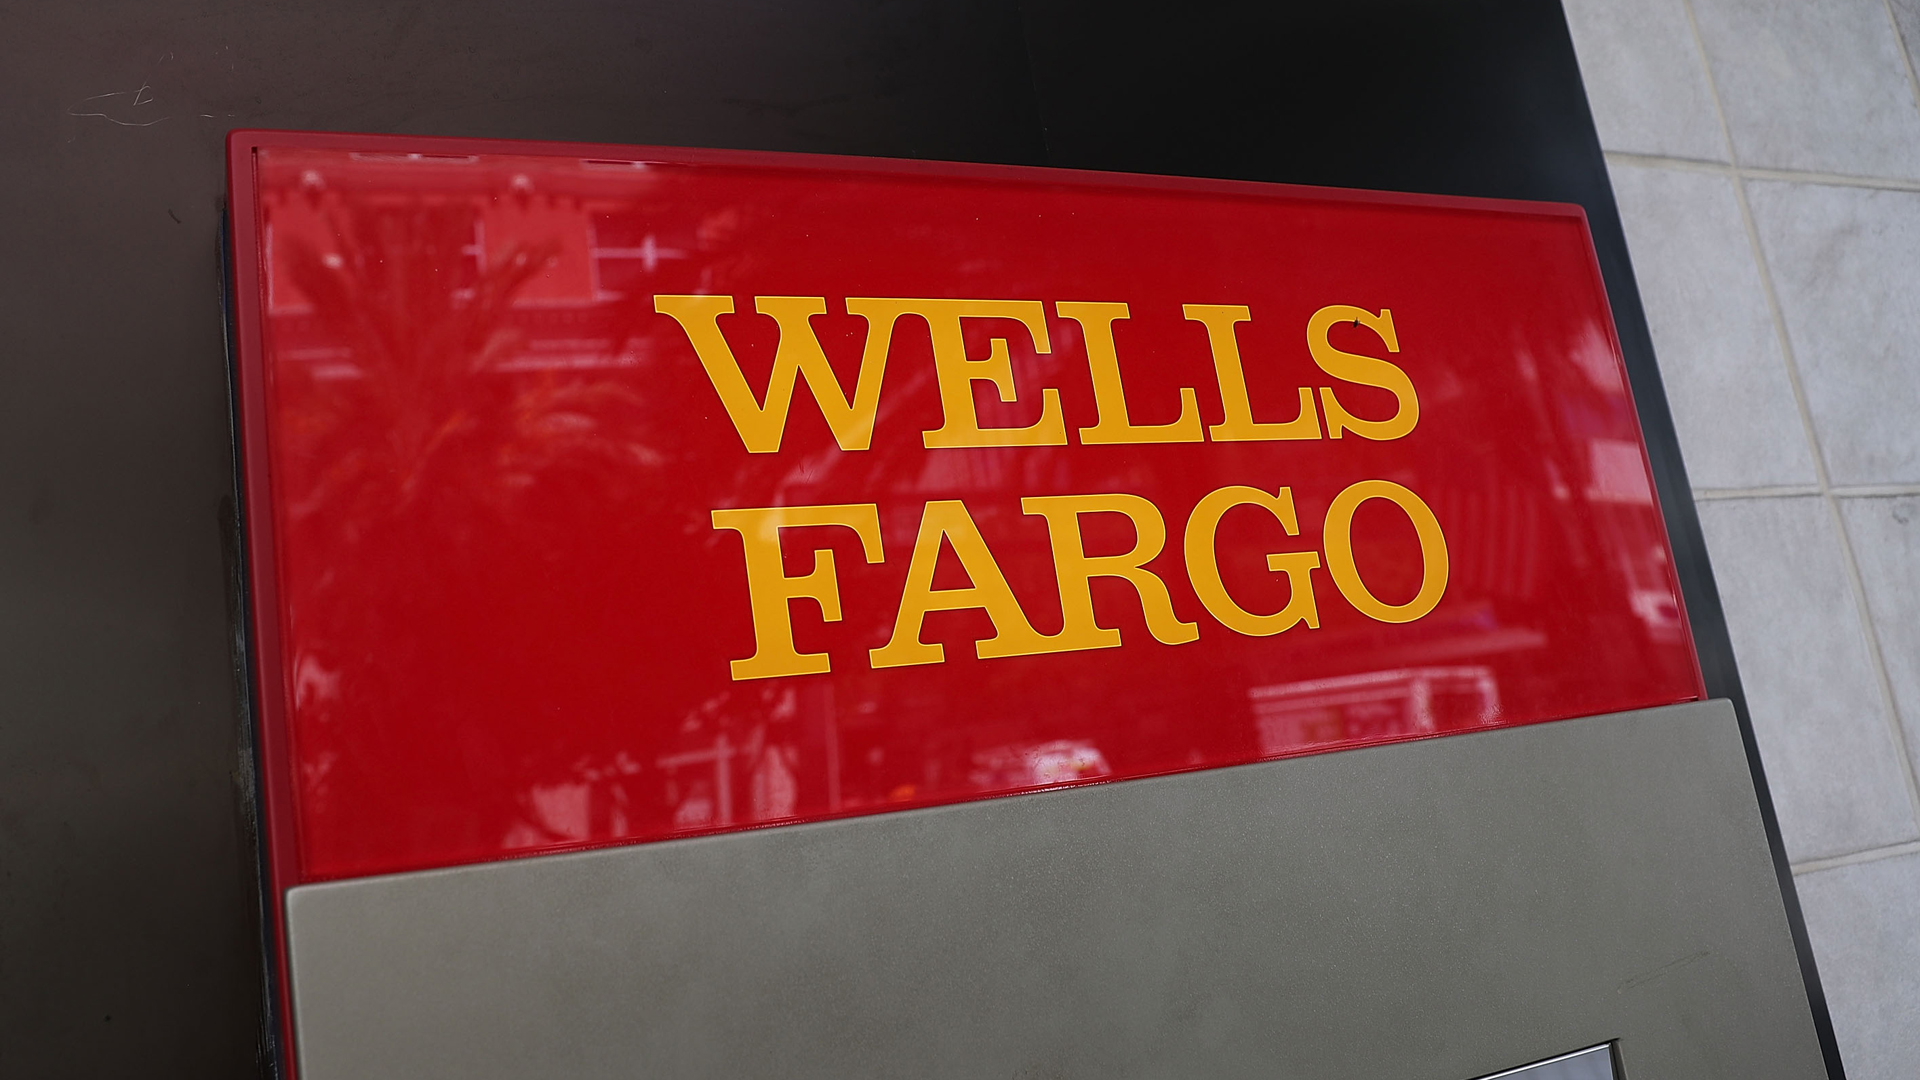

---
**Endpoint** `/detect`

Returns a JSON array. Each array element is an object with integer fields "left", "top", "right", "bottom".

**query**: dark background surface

[{"left": 0, "top": 0, "right": 1833, "bottom": 1075}]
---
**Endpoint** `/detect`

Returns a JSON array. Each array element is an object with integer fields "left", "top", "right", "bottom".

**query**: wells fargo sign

[
  {"left": 669, "top": 296, "right": 1445, "bottom": 680},
  {"left": 229, "top": 133, "right": 1703, "bottom": 887}
]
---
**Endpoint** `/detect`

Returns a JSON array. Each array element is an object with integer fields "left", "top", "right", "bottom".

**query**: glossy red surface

[{"left": 229, "top": 131, "right": 1702, "bottom": 885}]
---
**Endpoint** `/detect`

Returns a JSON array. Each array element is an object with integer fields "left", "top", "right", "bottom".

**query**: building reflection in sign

[
  {"left": 970, "top": 739, "right": 1112, "bottom": 789},
  {"left": 1250, "top": 667, "right": 1499, "bottom": 753}
]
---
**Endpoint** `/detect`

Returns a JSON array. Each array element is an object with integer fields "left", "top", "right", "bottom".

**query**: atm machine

[{"left": 226, "top": 129, "right": 1828, "bottom": 1079}]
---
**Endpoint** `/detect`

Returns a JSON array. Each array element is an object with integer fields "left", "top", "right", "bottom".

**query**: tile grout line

[
  {"left": 1603, "top": 150, "right": 1737, "bottom": 173},
  {"left": 1830, "top": 484, "right": 1920, "bottom": 498},
  {"left": 1696, "top": 484, "right": 1920, "bottom": 501},
  {"left": 1682, "top": 0, "right": 1920, "bottom": 829},
  {"left": 1603, "top": 150, "right": 1920, "bottom": 194},
  {"left": 1883, "top": 0, "right": 1920, "bottom": 122},
  {"left": 1741, "top": 164, "right": 1920, "bottom": 190},
  {"left": 1793, "top": 837, "right": 1920, "bottom": 876},
  {"left": 1694, "top": 486, "right": 1823, "bottom": 501}
]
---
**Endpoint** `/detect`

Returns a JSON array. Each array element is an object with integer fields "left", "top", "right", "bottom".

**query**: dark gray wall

[
  {"left": 0, "top": 1, "right": 1820, "bottom": 1076},
  {"left": 1, "top": 4, "right": 1042, "bottom": 1075}
]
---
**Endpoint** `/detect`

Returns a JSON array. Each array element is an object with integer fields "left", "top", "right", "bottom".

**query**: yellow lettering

[
  {"left": 1057, "top": 301, "right": 1202, "bottom": 444},
  {"left": 1182, "top": 486, "right": 1321, "bottom": 636},
  {"left": 1307, "top": 305, "right": 1418, "bottom": 440},
  {"left": 1322, "top": 479, "right": 1447, "bottom": 622},
  {"left": 871, "top": 499, "right": 1062, "bottom": 668},
  {"left": 655, "top": 295, "right": 889, "bottom": 453},
  {"left": 1183, "top": 304, "right": 1322, "bottom": 442},
  {"left": 710, "top": 504, "right": 885, "bottom": 680},
  {"left": 1021, "top": 493, "right": 1199, "bottom": 649},
  {"left": 845, "top": 298, "right": 1066, "bottom": 449}
]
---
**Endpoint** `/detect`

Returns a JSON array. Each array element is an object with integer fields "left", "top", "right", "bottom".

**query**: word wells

[
  {"left": 655, "top": 296, "right": 1417, "bottom": 451},
  {"left": 662, "top": 295, "right": 1448, "bottom": 682}
]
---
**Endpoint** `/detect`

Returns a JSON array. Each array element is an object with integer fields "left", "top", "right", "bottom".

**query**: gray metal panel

[{"left": 286, "top": 700, "right": 1823, "bottom": 1080}]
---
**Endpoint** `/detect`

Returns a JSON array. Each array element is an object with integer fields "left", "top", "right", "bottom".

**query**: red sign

[{"left": 229, "top": 131, "right": 1701, "bottom": 889}]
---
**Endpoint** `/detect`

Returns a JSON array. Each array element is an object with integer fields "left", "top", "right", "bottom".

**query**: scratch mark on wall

[
  {"left": 1616, "top": 948, "right": 1712, "bottom": 992},
  {"left": 67, "top": 84, "right": 170, "bottom": 127}
]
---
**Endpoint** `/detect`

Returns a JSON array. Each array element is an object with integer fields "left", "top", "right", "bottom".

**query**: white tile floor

[
  {"left": 1696, "top": 497, "right": 1918, "bottom": 861},
  {"left": 1607, "top": 163, "right": 1816, "bottom": 489},
  {"left": 1692, "top": 0, "right": 1920, "bottom": 178},
  {"left": 1563, "top": 0, "right": 1920, "bottom": 1073},
  {"left": 1746, "top": 181, "right": 1920, "bottom": 484},
  {"left": 1842, "top": 497, "right": 1920, "bottom": 782}
]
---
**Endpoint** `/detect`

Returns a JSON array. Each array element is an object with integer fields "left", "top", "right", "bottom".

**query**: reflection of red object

[
  {"left": 229, "top": 131, "right": 1702, "bottom": 893},
  {"left": 971, "top": 739, "right": 1113, "bottom": 789},
  {"left": 1250, "top": 667, "right": 1503, "bottom": 751}
]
